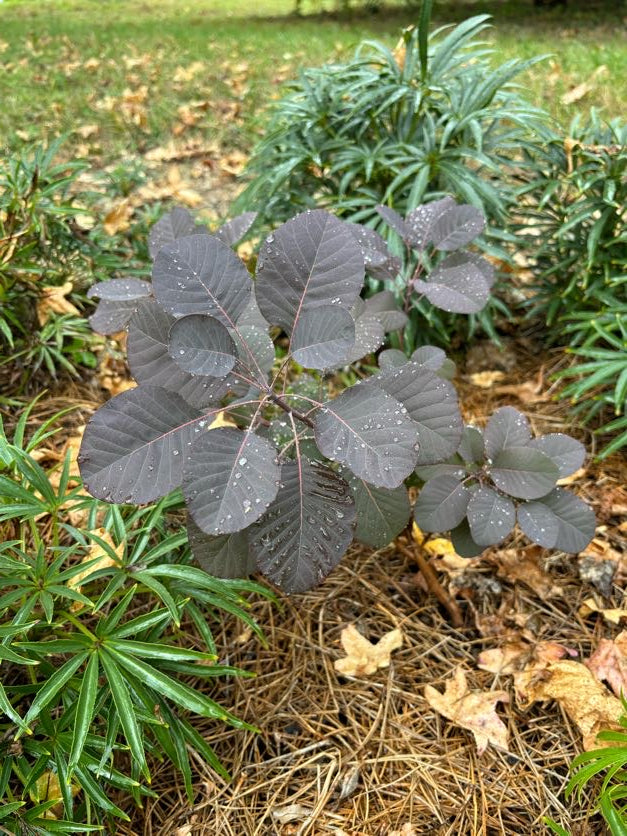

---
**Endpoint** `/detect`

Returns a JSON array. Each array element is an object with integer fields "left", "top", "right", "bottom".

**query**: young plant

[
  {"left": 0, "top": 405, "right": 273, "bottom": 828},
  {"left": 79, "top": 202, "right": 595, "bottom": 595}
]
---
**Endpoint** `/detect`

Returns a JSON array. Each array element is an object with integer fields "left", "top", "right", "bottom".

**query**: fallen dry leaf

[
  {"left": 334, "top": 624, "right": 403, "bottom": 677},
  {"left": 424, "top": 667, "right": 509, "bottom": 754},
  {"left": 518, "top": 659, "right": 622, "bottom": 750},
  {"left": 75, "top": 123, "right": 99, "bottom": 139},
  {"left": 36, "top": 281, "right": 81, "bottom": 325},
  {"left": 469, "top": 370, "right": 505, "bottom": 388},
  {"left": 390, "top": 826, "right": 417, "bottom": 836},
  {"left": 271, "top": 804, "right": 313, "bottom": 824},
  {"left": 494, "top": 548, "right": 562, "bottom": 598},
  {"left": 173, "top": 60, "right": 205, "bottom": 84},
  {"left": 103, "top": 199, "right": 133, "bottom": 235},
  {"left": 587, "top": 632, "right": 627, "bottom": 699},
  {"left": 579, "top": 597, "right": 627, "bottom": 625},
  {"left": 478, "top": 640, "right": 574, "bottom": 679},
  {"left": 561, "top": 65, "right": 607, "bottom": 105}
]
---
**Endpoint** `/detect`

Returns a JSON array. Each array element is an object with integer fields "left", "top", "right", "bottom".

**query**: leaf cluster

[
  {"left": 519, "top": 113, "right": 627, "bottom": 455},
  {"left": 80, "top": 203, "right": 594, "bottom": 595},
  {"left": 0, "top": 404, "right": 272, "bottom": 829}
]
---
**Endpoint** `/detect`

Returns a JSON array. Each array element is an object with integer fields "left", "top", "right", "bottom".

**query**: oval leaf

[
  {"left": 484, "top": 407, "right": 531, "bottom": 460},
  {"left": 89, "top": 299, "right": 140, "bottom": 335},
  {"left": 153, "top": 233, "right": 252, "bottom": 326},
  {"left": 345, "top": 222, "right": 401, "bottom": 281},
  {"left": 528, "top": 433, "right": 586, "bottom": 479},
  {"left": 183, "top": 428, "right": 280, "bottom": 535},
  {"left": 364, "top": 291, "right": 408, "bottom": 332},
  {"left": 429, "top": 204, "right": 485, "bottom": 251},
  {"left": 451, "top": 518, "right": 485, "bottom": 558},
  {"left": 458, "top": 425, "right": 485, "bottom": 466},
  {"left": 341, "top": 468, "right": 411, "bottom": 549},
  {"left": 414, "top": 252, "right": 490, "bottom": 314},
  {"left": 250, "top": 460, "right": 356, "bottom": 593},
  {"left": 373, "top": 362, "right": 463, "bottom": 465},
  {"left": 214, "top": 212, "right": 257, "bottom": 248},
  {"left": 127, "top": 299, "right": 230, "bottom": 407},
  {"left": 187, "top": 516, "right": 255, "bottom": 578},
  {"left": 413, "top": 474, "right": 471, "bottom": 532},
  {"left": 378, "top": 349, "right": 408, "bottom": 371},
  {"left": 169, "top": 314, "right": 237, "bottom": 378},
  {"left": 78, "top": 385, "right": 203, "bottom": 504},
  {"left": 255, "top": 210, "right": 364, "bottom": 333},
  {"left": 339, "top": 312, "right": 385, "bottom": 365},
  {"left": 148, "top": 207, "right": 207, "bottom": 259},
  {"left": 491, "top": 446, "right": 559, "bottom": 500},
  {"left": 467, "top": 487, "right": 515, "bottom": 546},
  {"left": 375, "top": 205, "right": 409, "bottom": 240},
  {"left": 314, "top": 385, "right": 420, "bottom": 489},
  {"left": 405, "top": 197, "right": 456, "bottom": 250},
  {"left": 87, "top": 279, "right": 152, "bottom": 302},
  {"left": 291, "top": 305, "right": 355, "bottom": 370},
  {"left": 518, "top": 488, "right": 595, "bottom": 552}
]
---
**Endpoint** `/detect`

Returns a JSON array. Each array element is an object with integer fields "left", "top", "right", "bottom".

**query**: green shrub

[
  {"left": 0, "top": 402, "right": 273, "bottom": 830},
  {"left": 520, "top": 113, "right": 627, "bottom": 455},
  {"left": 235, "top": 7, "right": 550, "bottom": 343}
]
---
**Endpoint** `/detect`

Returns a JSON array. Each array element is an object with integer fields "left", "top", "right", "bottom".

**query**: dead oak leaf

[
  {"left": 424, "top": 667, "right": 509, "bottom": 754},
  {"left": 579, "top": 597, "right": 627, "bottom": 625},
  {"left": 103, "top": 199, "right": 133, "bottom": 235},
  {"left": 334, "top": 624, "right": 403, "bottom": 677},
  {"left": 587, "top": 632, "right": 627, "bottom": 699},
  {"left": 493, "top": 547, "right": 562, "bottom": 598},
  {"left": 519, "top": 659, "right": 622, "bottom": 750},
  {"left": 37, "top": 281, "right": 80, "bottom": 325}
]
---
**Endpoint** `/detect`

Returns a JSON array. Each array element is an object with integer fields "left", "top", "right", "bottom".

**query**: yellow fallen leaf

[
  {"left": 579, "top": 597, "right": 627, "bottom": 625},
  {"left": 37, "top": 281, "right": 81, "bottom": 325},
  {"left": 469, "top": 370, "right": 505, "bottom": 388},
  {"left": 413, "top": 522, "right": 460, "bottom": 560},
  {"left": 103, "top": 199, "right": 133, "bottom": 235},
  {"left": 30, "top": 771, "right": 63, "bottom": 817},
  {"left": 424, "top": 667, "right": 509, "bottom": 754},
  {"left": 209, "top": 411, "right": 236, "bottom": 430},
  {"left": 334, "top": 624, "right": 403, "bottom": 677},
  {"left": 173, "top": 61, "right": 205, "bottom": 84},
  {"left": 518, "top": 659, "right": 622, "bottom": 750},
  {"left": 69, "top": 527, "right": 123, "bottom": 593}
]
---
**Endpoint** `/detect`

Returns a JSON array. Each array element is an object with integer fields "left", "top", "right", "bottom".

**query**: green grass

[{"left": 0, "top": 0, "right": 625, "bottom": 161}]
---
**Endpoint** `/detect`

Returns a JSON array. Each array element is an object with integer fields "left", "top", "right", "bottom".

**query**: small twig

[
  {"left": 268, "top": 391, "right": 315, "bottom": 428},
  {"left": 397, "top": 537, "right": 464, "bottom": 628}
]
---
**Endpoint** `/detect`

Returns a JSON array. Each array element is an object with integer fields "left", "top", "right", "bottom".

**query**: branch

[
  {"left": 268, "top": 392, "right": 315, "bottom": 428},
  {"left": 397, "top": 535, "right": 463, "bottom": 628}
]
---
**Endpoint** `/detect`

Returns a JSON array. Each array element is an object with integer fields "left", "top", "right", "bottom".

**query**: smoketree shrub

[{"left": 79, "top": 203, "right": 595, "bottom": 595}]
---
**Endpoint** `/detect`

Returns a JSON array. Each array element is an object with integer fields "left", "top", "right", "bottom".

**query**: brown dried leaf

[
  {"left": 424, "top": 667, "right": 509, "bottom": 754},
  {"left": 36, "top": 281, "right": 80, "bottom": 325},
  {"left": 334, "top": 624, "right": 403, "bottom": 677},
  {"left": 518, "top": 659, "right": 622, "bottom": 750},
  {"left": 103, "top": 199, "right": 133, "bottom": 235},
  {"left": 69, "top": 527, "right": 123, "bottom": 593},
  {"left": 173, "top": 61, "right": 205, "bottom": 84},
  {"left": 494, "top": 548, "right": 562, "bottom": 598},
  {"left": 579, "top": 597, "right": 627, "bottom": 625},
  {"left": 469, "top": 370, "right": 505, "bottom": 388},
  {"left": 587, "top": 632, "right": 627, "bottom": 699}
]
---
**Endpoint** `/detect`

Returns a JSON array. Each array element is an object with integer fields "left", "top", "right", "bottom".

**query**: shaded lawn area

[{"left": 0, "top": 0, "right": 625, "bottom": 162}]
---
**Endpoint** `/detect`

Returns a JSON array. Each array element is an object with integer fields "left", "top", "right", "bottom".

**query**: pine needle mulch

[{"left": 113, "top": 340, "right": 626, "bottom": 836}]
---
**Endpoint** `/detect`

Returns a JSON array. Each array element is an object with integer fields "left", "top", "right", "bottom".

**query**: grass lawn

[{"left": 1, "top": 0, "right": 625, "bottom": 162}]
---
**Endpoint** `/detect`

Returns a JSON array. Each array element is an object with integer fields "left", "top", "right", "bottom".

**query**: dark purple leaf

[
  {"left": 339, "top": 312, "right": 385, "bottom": 365},
  {"left": 340, "top": 467, "right": 410, "bottom": 549},
  {"left": 429, "top": 204, "right": 485, "bottom": 251},
  {"left": 405, "top": 198, "right": 456, "bottom": 250},
  {"left": 237, "top": 292, "right": 270, "bottom": 331},
  {"left": 183, "top": 428, "right": 280, "bottom": 535},
  {"left": 233, "top": 324, "right": 275, "bottom": 376},
  {"left": 314, "top": 385, "right": 420, "bottom": 489},
  {"left": 458, "top": 425, "right": 485, "bottom": 466},
  {"left": 78, "top": 385, "right": 206, "bottom": 504},
  {"left": 375, "top": 205, "right": 409, "bottom": 240},
  {"left": 169, "top": 314, "right": 237, "bottom": 378},
  {"left": 345, "top": 222, "right": 401, "bottom": 280},
  {"left": 451, "top": 518, "right": 485, "bottom": 558},
  {"left": 214, "top": 212, "right": 257, "bottom": 248},
  {"left": 484, "top": 407, "right": 531, "bottom": 460},
  {"left": 528, "top": 433, "right": 586, "bottom": 479},
  {"left": 148, "top": 207, "right": 207, "bottom": 260},
  {"left": 491, "top": 447, "right": 559, "bottom": 500},
  {"left": 372, "top": 362, "right": 463, "bottom": 465},
  {"left": 378, "top": 349, "right": 408, "bottom": 371},
  {"left": 187, "top": 516, "right": 255, "bottom": 579},
  {"left": 415, "top": 455, "right": 467, "bottom": 482},
  {"left": 89, "top": 299, "right": 139, "bottom": 335},
  {"left": 255, "top": 210, "right": 364, "bottom": 334},
  {"left": 291, "top": 305, "right": 355, "bottom": 369},
  {"left": 250, "top": 460, "right": 356, "bottom": 594},
  {"left": 517, "top": 488, "right": 595, "bottom": 552},
  {"left": 153, "top": 234, "right": 252, "bottom": 326},
  {"left": 87, "top": 279, "right": 152, "bottom": 302},
  {"left": 364, "top": 291, "right": 408, "bottom": 332},
  {"left": 413, "top": 474, "right": 471, "bottom": 532},
  {"left": 127, "top": 300, "right": 230, "bottom": 407},
  {"left": 465, "top": 251, "right": 496, "bottom": 289},
  {"left": 467, "top": 487, "right": 515, "bottom": 546},
  {"left": 414, "top": 252, "right": 491, "bottom": 314},
  {"left": 410, "top": 345, "right": 457, "bottom": 380}
]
